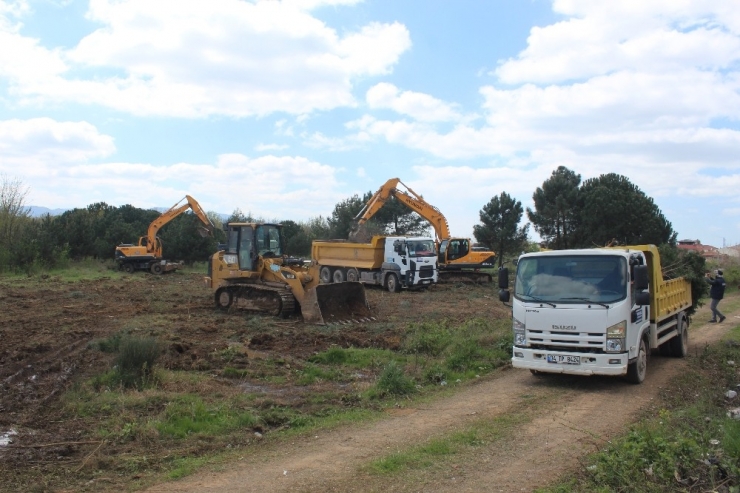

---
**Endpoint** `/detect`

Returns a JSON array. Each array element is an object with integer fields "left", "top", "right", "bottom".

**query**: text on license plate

[{"left": 547, "top": 354, "right": 580, "bottom": 365}]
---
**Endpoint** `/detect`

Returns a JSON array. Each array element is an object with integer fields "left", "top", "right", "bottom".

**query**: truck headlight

[
  {"left": 606, "top": 320, "right": 626, "bottom": 353},
  {"left": 513, "top": 317, "right": 526, "bottom": 346}
]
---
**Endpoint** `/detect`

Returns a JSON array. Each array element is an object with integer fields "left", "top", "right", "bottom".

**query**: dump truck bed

[{"left": 312, "top": 236, "right": 386, "bottom": 270}]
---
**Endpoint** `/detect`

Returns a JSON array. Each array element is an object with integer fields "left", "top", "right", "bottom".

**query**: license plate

[{"left": 547, "top": 354, "right": 580, "bottom": 365}]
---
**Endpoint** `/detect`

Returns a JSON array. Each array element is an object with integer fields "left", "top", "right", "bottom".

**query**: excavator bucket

[{"left": 300, "top": 282, "right": 372, "bottom": 325}]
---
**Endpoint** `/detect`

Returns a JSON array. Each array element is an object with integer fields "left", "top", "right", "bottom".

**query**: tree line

[{"left": 0, "top": 168, "right": 681, "bottom": 274}]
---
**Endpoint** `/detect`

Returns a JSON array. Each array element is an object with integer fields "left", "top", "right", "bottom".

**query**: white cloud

[
  {"left": 343, "top": 1, "right": 740, "bottom": 209},
  {"left": 0, "top": 118, "right": 115, "bottom": 175},
  {"left": 0, "top": 0, "right": 411, "bottom": 117},
  {"left": 366, "top": 83, "right": 464, "bottom": 123},
  {"left": 255, "top": 143, "right": 289, "bottom": 152},
  {"left": 494, "top": 1, "right": 740, "bottom": 84}
]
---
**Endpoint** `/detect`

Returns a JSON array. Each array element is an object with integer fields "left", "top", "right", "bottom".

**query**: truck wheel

[
  {"left": 150, "top": 263, "right": 163, "bottom": 275},
  {"left": 669, "top": 317, "right": 688, "bottom": 358},
  {"left": 386, "top": 273, "right": 401, "bottom": 293},
  {"left": 626, "top": 338, "right": 647, "bottom": 384},
  {"left": 215, "top": 288, "right": 233, "bottom": 310},
  {"left": 320, "top": 266, "right": 332, "bottom": 284},
  {"left": 332, "top": 269, "right": 345, "bottom": 283},
  {"left": 346, "top": 268, "right": 359, "bottom": 282},
  {"left": 123, "top": 263, "right": 134, "bottom": 274}
]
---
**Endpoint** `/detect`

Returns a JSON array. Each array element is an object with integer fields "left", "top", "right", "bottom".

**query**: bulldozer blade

[{"left": 301, "top": 282, "right": 371, "bottom": 325}]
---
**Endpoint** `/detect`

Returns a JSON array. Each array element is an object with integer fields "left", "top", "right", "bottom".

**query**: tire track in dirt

[{"left": 141, "top": 316, "right": 735, "bottom": 493}]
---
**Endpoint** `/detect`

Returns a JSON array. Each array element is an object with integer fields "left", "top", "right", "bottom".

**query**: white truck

[
  {"left": 498, "top": 245, "right": 693, "bottom": 383},
  {"left": 312, "top": 236, "right": 439, "bottom": 292}
]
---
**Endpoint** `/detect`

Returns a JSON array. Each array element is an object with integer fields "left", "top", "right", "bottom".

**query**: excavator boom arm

[
  {"left": 354, "top": 178, "right": 451, "bottom": 242},
  {"left": 145, "top": 195, "right": 215, "bottom": 254}
]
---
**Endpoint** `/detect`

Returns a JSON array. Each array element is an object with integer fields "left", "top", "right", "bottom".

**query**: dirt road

[{"left": 143, "top": 316, "right": 735, "bottom": 493}]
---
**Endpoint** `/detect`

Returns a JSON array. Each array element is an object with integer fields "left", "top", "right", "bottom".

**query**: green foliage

[
  {"left": 474, "top": 192, "right": 530, "bottom": 267},
  {"left": 527, "top": 166, "right": 582, "bottom": 250},
  {"left": 374, "top": 360, "right": 416, "bottom": 396},
  {"left": 328, "top": 194, "right": 367, "bottom": 239},
  {"left": 115, "top": 336, "right": 161, "bottom": 389},
  {"left": 91, "top": 332, "right": 124, "bottom": 353},
  {"left": 527, "top": 168, "right": 677, "bottom": 250},
  {"left": 577, "top": 173, "right": 676, "bottom": 248}
]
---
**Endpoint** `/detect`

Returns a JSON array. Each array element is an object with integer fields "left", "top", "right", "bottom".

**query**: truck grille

[
  {"left": 419, "top": 265, "right": 434, "bottom": 278},
  {"left": 527, "top": 329, "right": 604, "bottom": 352}
]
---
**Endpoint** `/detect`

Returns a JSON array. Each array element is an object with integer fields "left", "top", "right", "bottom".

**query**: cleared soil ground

[{"left": 0, "top": 270, "right": 734, "bottom": 492}]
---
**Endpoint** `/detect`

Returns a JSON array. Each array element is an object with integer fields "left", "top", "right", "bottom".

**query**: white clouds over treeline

[{"left": 1, "top": 0, "right": 739, "bottom": 242}]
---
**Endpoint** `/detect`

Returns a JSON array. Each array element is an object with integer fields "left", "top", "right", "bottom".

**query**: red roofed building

[{"left": 676, "top": 239, "right": 720, "bottom": 259}]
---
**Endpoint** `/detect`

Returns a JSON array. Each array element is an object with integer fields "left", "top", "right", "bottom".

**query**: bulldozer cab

[{"left": 225, "top": 223, "right": 285, "bottom": 271}]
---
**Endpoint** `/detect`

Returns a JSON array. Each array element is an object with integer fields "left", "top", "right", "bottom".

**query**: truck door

[
  {"left": 238, "top": 226, "right": 254, "bottom": 271},
  {"left": 438, "top": 240, "right": 448, "bottom": 264}
]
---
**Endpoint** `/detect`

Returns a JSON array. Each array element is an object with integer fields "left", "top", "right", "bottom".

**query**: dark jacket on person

[{"left": 707, "top": 275, "right": 726, "bottom": 300}]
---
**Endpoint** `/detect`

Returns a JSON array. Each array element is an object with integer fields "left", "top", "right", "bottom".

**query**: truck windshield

[
  {"left": 408, "top": 239, "right": 436, "bottom": 257},
  {"left": 515, "top": 255, "right": 628, "bottom": 304}
]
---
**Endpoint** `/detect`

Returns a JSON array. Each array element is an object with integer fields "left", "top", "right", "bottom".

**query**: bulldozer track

[{"left": 221, "top": 284, "right": 296, "bottom": 318}]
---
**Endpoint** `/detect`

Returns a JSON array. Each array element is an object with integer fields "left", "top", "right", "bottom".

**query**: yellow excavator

[
  {"left": 115, "top": 195, "right": 214, "bottom": 274},
  {"left": 205, "top": 222, "right": 371, "bottom": 324},
  {"left": 351, "top": 178, "right": 496, "bottom": 282}
]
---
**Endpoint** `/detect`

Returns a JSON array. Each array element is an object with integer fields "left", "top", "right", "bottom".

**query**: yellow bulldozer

[{"left": 205, "top": 222, "right": 371, "bottom": 324}]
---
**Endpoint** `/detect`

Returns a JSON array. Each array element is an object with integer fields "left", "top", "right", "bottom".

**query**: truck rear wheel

[
  {"left": 150, "top": 263, "right": 163, "bottom": 275},
  {"left": 346, "top": 268, "right": 359, "bottom": 282},
  {"left": 386, "top": 273, "right": 401, "bottom": 293},
  {"left": 123, "top": 263, "right": 134, "bottom": 274},
  {"left": 626, "top": 338, "right": 647, "bottom": 384},
  {"left": 669, "top": 317, "right": 688, "bottom": 357},
  {"left": 332, "top": 269, "right": 345, "bottom": 283},
  {"left": 320, "top": 266, "right": 332, "bottom": 284}
]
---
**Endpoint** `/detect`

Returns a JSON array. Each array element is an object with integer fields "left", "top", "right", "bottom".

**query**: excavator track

[{"left": 216, "top": 284, "right": 296, "bottom": 318}]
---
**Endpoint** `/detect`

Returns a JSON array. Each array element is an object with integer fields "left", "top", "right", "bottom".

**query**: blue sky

[{"left": 1, "top": 0, "right": 739, "bottom": 248}]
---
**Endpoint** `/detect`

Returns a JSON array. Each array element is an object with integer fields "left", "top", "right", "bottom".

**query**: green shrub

[
  {"left": 116, "top": 336, "right": 161, "bottom": 389},
  {"left": 402, "top": 321, "right": 453, "bottom": 357},
  {"left": 375, "top": 361, "right": 415, "bottom": 396}
]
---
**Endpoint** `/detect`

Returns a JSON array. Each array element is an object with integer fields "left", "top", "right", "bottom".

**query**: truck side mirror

[
  {"left": 499, "top": 289, "right": 510, "bottom": 303},
  {"left": 498, "top": 267, "right": 509, "bottom": 289},
  {"left": 633, "top": 265, "right": 649, "bottom": 291},
  {"left": 636, "top": 291, "right": 650, "bottom": 306}
]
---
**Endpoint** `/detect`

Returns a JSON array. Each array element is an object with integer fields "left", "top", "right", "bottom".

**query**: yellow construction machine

[
  {"left": 115, "top": 195, "right": 214, "bottom": 274},
  {"left": 351, "top": 178, "right": 496, "bottom": 282},
  {"left": 205, "top": 222, "right": 371, "bottom": 324}
]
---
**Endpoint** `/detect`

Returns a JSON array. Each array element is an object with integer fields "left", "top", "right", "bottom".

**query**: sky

[{"left": 1, "top": 0, "right": 739, "bottom": 248}]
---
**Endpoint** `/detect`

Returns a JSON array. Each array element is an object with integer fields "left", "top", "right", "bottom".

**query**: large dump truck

[
  {"left": 498, "top": 244, "right": 693, "bottom": 384},
  {"left": 205, "top": 222, "right": 371, "bottom": 325},
  {"left": 312, "top": 235, "right": 438, "bottom": 292}
]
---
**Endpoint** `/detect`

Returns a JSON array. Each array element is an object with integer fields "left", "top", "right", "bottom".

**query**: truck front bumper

[{"left": 512, "top": 347, "right": 628, "bottom": 376}]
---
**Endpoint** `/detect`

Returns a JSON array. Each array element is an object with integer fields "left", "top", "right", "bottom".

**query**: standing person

[{"left": 706, "top": 269, "right": 727, "bottom": 323}]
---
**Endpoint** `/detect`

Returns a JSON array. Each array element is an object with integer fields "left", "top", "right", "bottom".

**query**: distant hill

[{"left": 27, "top": 206, "right": 67, "bottom": 217}]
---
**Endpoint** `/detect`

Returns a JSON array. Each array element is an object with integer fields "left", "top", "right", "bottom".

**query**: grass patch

[
  {"left": 309, "top": 347, "right": 399, "bottom": 368},
  {"left": 155, "top": 395, "right": 258, "bottom": 438}
]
